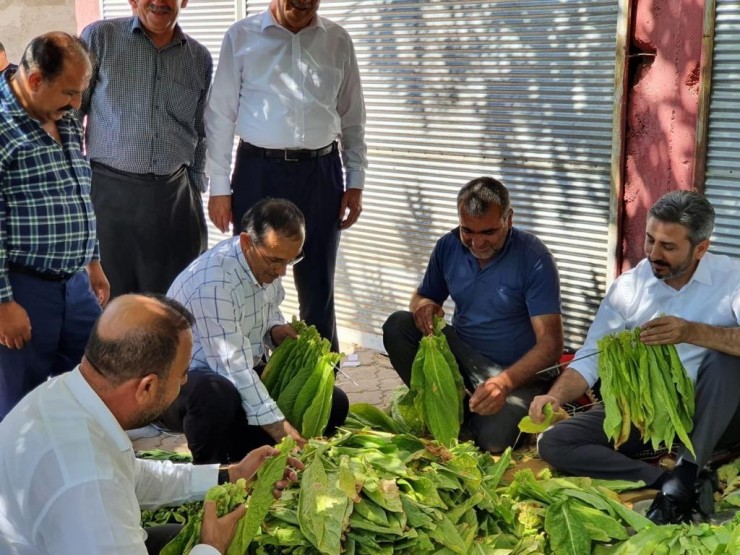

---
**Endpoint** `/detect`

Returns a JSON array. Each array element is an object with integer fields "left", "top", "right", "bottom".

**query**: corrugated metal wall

[
  {"left": 704, "top": 0, "right": 740, "bottom": 257},
  {"left": 101, "top": 0, "right": 620, "bottom": 349}
]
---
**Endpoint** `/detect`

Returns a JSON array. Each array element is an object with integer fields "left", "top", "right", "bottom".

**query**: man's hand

[
  {"left": 469, "top": 374, "right": 512, "bottom": 416},
  {"left": 640, "top": 316, "right": 692, "bottom": 346},
  {"left": 270, "top": 323, "right": 298, "bottom": 346},
  {"left": 412, "top": 301, "right": 444, "bottom": 335},
  {"left": 199, "top": 500, "right": 245, "bottom": 554},
  {"left": 228, "top": 444, "right": 304, "bottom": 495},
  {"left": 86, "top": 261, "right": 110, "bottom": 307},
  {"left": 0, "top": 301, "right": 32, "bottom": 349},
  {"left": 338, "top": 189, "right": 362, "bottom": 230},
  {"left": 528, "top": 395, "right": 561, "bottom": 424},
  {"left": 262, "top": 419, "right": 307, "bottom": 448},
  {"left": 209, "top": 195, "right": 233, "bottom": 234}
]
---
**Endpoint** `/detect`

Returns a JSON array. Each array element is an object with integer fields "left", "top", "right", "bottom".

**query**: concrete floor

[{"left": 131, "top": 345, "right": 403, "bottom": 454}]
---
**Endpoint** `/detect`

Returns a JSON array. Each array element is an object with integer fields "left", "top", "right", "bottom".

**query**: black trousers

[
  {"left": 230, "top": 146, "right": 344, "bottom": 352},
  {"left": 382, "top": 310, "right": 546, "bottom": 453},
  {"left": 538, "top": 351, "right": 740, "bottom": 485},
  {"left": 160, "top": 369, "right": 349, "bottom": 464},
  {"left": 90, "top": 162, "right": 207, "bottom": 297}
]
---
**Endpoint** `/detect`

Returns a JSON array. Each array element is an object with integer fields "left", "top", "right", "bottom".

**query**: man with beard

[
  {"left": 0, "top": 32, "right": 109, "bottom": 421},
  {"left": 0, "top": 294, "right": 300, "bottom": 554},
  {"left": 205, "top": 0, "right": 367, "bottom": 353},
  {"left": 382, "top": 176, "right": 564, "bottom": 453},
  {"left": 80, "top": 0, "right": 211, "bottom": 297},
  {"left": 530, "top": 190, "right": 740, "bottom": 525}
]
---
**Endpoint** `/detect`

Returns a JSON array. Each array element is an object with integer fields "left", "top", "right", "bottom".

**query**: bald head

[
  {"left": 19, "top": 32, "right": 91, "bottom": 83},
  {"left": 85, "top": 294, "right": 194, "bottom": 386}
]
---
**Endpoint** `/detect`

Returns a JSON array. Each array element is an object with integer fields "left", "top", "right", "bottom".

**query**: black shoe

[{"left": 646, "top": 491, "right": 694, "bottom": 525}]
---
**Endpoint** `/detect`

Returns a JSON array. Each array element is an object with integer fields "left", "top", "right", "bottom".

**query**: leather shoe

[{"left": 646, "top": 490, "right": 694, "bottom": 525}]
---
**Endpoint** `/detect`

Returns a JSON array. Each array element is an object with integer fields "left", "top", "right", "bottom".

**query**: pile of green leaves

[
  {"left": 716, "top": 458, "right": 740, "bottom": 512},
  {"left": 598, "top": 328, "right": 695, "bottom": 455},
  {"left": 261, "top": 321, "right": 341, "bottom": 438},
  {"left": 159, "top": 437, "right": 294, "bottom": 555},
  {"left": 137, "top": 449, "right": 193, "bottom": 463},
  {"left": 385, "top": 316, "right": 464, "bottom": 445},
  {"left": 596, "top": 514, "right": 740, "bottom": 554}
]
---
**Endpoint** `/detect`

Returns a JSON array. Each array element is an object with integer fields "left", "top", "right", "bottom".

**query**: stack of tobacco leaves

[
  {"left": 597, "top": 328, "right": 695, "bottom": 456},
  {"left": 261, "top": 321, "right": 341, "bottom": 438}
]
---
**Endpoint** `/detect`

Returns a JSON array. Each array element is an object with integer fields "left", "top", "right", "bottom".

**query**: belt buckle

[{"left": 283, "top": 149, "right": 300, "bottom": 162}]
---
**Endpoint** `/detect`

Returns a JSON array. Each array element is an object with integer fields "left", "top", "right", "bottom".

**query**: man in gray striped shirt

[{"left": 80, "top": 0, "right": 212, "bottom": 298}]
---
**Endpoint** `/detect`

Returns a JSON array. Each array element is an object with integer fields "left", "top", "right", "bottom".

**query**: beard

[
  {"left": 127, "top": 392, "right": 170, "bottom": 430},
  {"left": 649, "top": 250, "right": 696, "bottom": 282}
]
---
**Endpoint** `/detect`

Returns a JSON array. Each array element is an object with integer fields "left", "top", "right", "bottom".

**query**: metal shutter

[
  {"left": 248, "top": 0, "right": 619, "bottom": 350},
  {"left": 704, "top": 1, "right": 740, "bottom": 257}
]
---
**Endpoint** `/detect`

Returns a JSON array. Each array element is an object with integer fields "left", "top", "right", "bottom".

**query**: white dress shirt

[
  {"left": 571, "top": 252, "right": 740, "bottom": 387},
  {"left": 0, "top": 368, "right": 219, "bottom": 555},
  {"left": 168, "top": 237, "right": 286, "bottom": 426},
  {"left": 205, "top": 10, "right": 367, "bottom": 196}
]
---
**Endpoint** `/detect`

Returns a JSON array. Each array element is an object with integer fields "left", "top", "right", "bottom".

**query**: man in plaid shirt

[{"left": 0, "top": 32, "right": 109, "bottom": 420}]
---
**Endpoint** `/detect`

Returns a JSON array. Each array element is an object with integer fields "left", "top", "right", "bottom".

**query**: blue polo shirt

[{"left": 418, "top": 226, "right": 561, "bottom": 366}]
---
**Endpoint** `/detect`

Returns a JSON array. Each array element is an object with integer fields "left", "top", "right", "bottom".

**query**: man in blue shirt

[
  {"left": 0, "top": 33, "right": 109, "bottom": 420},
  {"left": 383, "top": 176, "right": 563, "bottom": 453}
]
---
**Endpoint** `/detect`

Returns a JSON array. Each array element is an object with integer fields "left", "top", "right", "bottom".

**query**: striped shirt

[
  {"left": 80, "top": 17, "right": 212, "bottom": 192},
  {"left": 168, "top": 237, "right": 286, "bottom": 426},
  {"left": 0, "top": 70, "right": 98, "bottom": 303}
]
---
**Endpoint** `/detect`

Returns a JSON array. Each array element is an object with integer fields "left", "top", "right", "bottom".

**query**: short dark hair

[
  {"left": 0, "top": 41, "right": 5, "bottom": 53},
  {"left": 648, "top": 190, "right": 715, "bottom": 246},
  {"left": 84, "top": 295, "right": 195, "bottom": 386},
  {"left": 240, "top": 198, "right": 305, "bottom": 244},
  {"left": 457, "top": 176, "right": 511, "bottom": 217},
  {"left": 19, "top": 32, "right": 90, "bottom": 82}
]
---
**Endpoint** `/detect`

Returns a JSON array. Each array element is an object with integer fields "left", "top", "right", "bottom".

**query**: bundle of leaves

[
  {"left": 716, "top": 458, "right": 740, "bottom": 512},
  {"left": 136, "top": 449, "right": 193, "bottom": 463},
  {"left": 261, "top": 321, "right": 341, "bottom": 438},
  {"left": 598, "top": 328, "right": 695, "bottom": 455},
  {"left": 159, "top": 437, "right": 295, "bottom": 555},
  {"left": 377, "top": 316, "right": 465, "bottom": 445}
]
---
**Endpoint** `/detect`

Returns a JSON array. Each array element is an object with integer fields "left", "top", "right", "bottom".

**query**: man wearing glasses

[{"left": 162, "top": 198, "right": 349, "bottom": 464}]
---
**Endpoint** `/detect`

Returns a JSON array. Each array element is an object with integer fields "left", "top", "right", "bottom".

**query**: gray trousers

[
  {"left": 538, "top": 351, "right": 740, "bottom": 486},
  {"left": 382, "top": 310, "right": 546, "bottom": 453},
  {"left": 90, "top": 162, "right": 207, "bottom": 297}
]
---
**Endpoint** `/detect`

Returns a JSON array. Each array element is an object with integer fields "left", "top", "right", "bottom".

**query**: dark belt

[
  {"left": 8, "top": 263, "right": 76, "bottom": 282},
  {"left": 238, "top": 140, "right": 337, "bottom": 161}
]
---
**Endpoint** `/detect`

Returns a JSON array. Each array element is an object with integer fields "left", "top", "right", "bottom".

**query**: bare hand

[
  {"left": 469, "top": 375, "right": 512, "bottom": 415},
  {"left": 0, "top": 301, "right": 32, "bottom": 349},
  {"left": 270, "top": 323, "right": 298, "bottom": 346},
  {"left": 229, "top": 444, "right": 304, "bottom": 497},
  {"left": 412, "top": 302, "right": 444, "bottom": 335},
  {"left": 639, "top": 316, "right": 691, "bottom": 345},
  {"left": 86, "top": 261, "right": 110, "bottom": 307},
  {"left": 209, "top": 195, "right": 233, "bottom": 234},
  {"left": 528, "top": 395, "right": 561, "bottom": 423},
  {"left": 262, "top": 419, "right": 307, "bottom": 448},
  {"left": 338, "top": 189, "right": 363, "bottom": 230},
  {"left": 199, "top": 499, "right": 245, "bottom": 554}
]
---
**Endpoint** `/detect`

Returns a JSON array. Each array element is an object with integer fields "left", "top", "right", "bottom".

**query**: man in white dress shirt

[
  {"left": 0, "top": 294, "right": 296, "bottom": 555},
  {"left": 528, "top": 190, "right": 740, "bottom": 525},
  {"left": 205, "top": 0, "right": 367, "bottom": 353},
  {"left": 163, "top": 198, "right": 349, "bottom": 464}
]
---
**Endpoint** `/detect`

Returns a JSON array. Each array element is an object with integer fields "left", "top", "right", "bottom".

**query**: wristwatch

[{"left": 218, "top": 466, "right": 230, "bottom": 485}]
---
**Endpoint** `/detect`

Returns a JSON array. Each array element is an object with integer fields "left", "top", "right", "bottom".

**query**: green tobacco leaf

[
  {"left": 544, "top": 499, "right": 591, "bottom": 555},
  {"left": 518, "top": 403, "right": 554, "bottom": 433},
  {"left": 347, "top": 403, "right": 402, "bottom": 434},
  {"left": 422, "top": 341, "right": 462, "bottom": 445}
]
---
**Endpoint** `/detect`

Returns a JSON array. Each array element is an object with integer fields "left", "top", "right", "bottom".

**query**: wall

[
  {"left": 0, "top": 0, "right": 78, "bottom": 64},
  {"left": 620, "top": 0, "right": 705, "bottom": 270},
  {"left": 75, "top": 0, "right": 100, "bottom": 33}
]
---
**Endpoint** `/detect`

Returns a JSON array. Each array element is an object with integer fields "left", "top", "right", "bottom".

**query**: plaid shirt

[
  {"left": 80, "top": 17, "right": 212, "bottom": 192},
  {"left": 0, "top": 71, "right": 98, "bottom": 303},
  {"left": 168, "top": 237, "right": 286, "bottom": 426}
]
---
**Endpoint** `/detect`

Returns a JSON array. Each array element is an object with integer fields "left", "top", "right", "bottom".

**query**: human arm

[
  {"left": 528, "top": 367, "right": 591, "bottom": 423},
  {"left": 269, "top": 323, "right": 298, "bottom": 346},
  {"left": 188, "top": 52, "right": 214, "bottom": 194},
  {"left": 336, "top": 33, "right": 367, "bottom": 193},
  {"left": 640, "top": 316, "right": 740, "bottom": 357},
  {"left": 86, "top": 260, "right": 110, "bottom": 307},
  {"left": 338, "top": 188, "right": 363, "bottom": 230},
  {"left": 469, "top": 313, "right": 563, "bottom": 416}
]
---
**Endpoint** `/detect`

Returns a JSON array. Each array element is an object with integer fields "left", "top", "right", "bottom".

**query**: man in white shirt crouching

[{"left": 0, "top": 294, "right": 298, "bottom": 555}]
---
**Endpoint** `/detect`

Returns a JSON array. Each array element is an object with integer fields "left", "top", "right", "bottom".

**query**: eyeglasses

[{"left": 253, "top": 245, "right": 304, "bottom": 269}]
